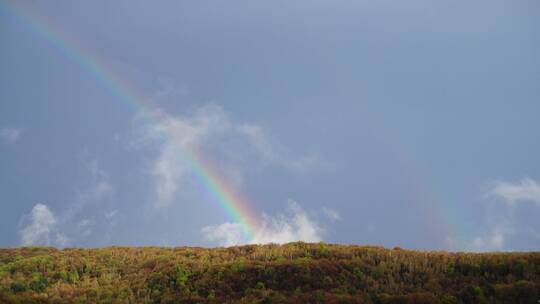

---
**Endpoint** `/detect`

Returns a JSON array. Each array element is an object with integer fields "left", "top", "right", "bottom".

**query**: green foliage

[
  {"left": 29, "top": 273, "right": 48, "bottom": 293},
  {"left": 174, "top": 266, "right": 191, "bottom": 287},
  {"left": 256, "top": 281, "right": 265, "bottom": 289},
  {"left": 0, "top": 244, "right": 538, "bottom": 303},
  {"left": 9, "top": 282, "right": 27, "bottom": 293}
]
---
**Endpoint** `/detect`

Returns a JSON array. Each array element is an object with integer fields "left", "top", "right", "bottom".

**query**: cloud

[
  {"left": 469, "top": 177, "right": 540, "bottom": 251},
  {"left": 471, "top": 223, "right": 514, "bottom": 252},
  {"left": 84, "top": 158, "right": 114, "bottom": 201},
  {"left": 69, "top": 157, "right": 114, "bottom": 214},
  {"left": 322, "top": 207, "right": 341, "bottom": 222},
  {"left": 202, "top": 200, "right": 323, "bottom": 246},
  {"left": 61, "top": 158, "right": 114, "bottom": 241},
  {"left": 19, "top": 204, "right": 60, "bottom": 246},
  {"left": 201, "top": 222, "right": 246, "bottom": 247},
  {"left": 20, "top": 157, "right": 115, "bottom": 247},
  {"left": 0, "top": 127, "right": 22, "bottom": 143},
  {"left": 237, "top": 123, "right": 330, "bottom": 171},
  {"left": 151, "top": 145, "right": 185, "bottom": 204},
  {"left": 487, "top": 178, "right": 540, "bottom": 206},
  {"left": 143, "top": 104, "right": 229, "bottom": 205},
  {"left": 141, "top": 104, "right": 327, "bottom": 207},
  {"left": 472, "top": 230, "right": 505, "bottom": 250}
]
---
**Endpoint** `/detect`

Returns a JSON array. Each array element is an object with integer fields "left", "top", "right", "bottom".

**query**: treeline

[{"left": 0, "top": 243, "right": 539, "bottom": 303}]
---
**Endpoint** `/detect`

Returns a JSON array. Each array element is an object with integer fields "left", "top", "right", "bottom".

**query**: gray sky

[{"left": 1, "top": 0, "right": 539, "bottom": 251}]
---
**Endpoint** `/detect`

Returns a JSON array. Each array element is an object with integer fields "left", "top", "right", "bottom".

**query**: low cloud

[
  {"left": 202, "top": 200, "right": 323, "bottom": 246},
  {"left": 470, "top": 217, "right": 516, "bottom": 252},
  {"left": 63, "top": 158, "right": 114, "bottom": 242},
  {"left": 19, "top": 204, "right": 67, "bottom": 246},
  {"left": 0, "top": 127, "right": 22, "bottom": 143},
  {"left": 201, "top": 222, "right": 246, "bottom": 247},
  {"left": 18, "top": 157, "right": 116, "bottom": 247},
  {"left": 472, "top": 228, "right": 507, "bottom": 251},
  {"left": 487, "top": 178, "right": 540, "bottom": 206},
  {"left": 470, "top": 177, "right": 540, "bottom": 251}
]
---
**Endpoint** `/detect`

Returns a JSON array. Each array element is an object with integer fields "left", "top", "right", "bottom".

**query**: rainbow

[
  {"left": 1, "top": 1, "right": 462, "bottom": 250},
  {"left": 1, "top": 1, "right": 259, "bottom": 242}
]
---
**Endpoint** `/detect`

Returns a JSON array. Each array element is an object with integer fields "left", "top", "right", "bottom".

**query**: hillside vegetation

[{"left": 0, "top": 243, "right": 538, "bottom": 303}]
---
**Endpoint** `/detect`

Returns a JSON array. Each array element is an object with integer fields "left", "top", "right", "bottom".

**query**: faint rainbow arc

[{"left": 2, "top": 0, "right": 259, "bottom": 242}]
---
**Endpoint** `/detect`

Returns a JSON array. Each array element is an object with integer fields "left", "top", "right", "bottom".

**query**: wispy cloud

[
  {"left": 201, "top": 222, "right": 246, "bottom": 247},
  {"left": 18, "top": 157, "right": 116, "bottom": 247},
  {"left": 85, "top": 158, "right": 114, "bottom": 201},
  {"left": 0, "top": 127, "right": 22, "bottom": 143},
  {"left": 19, "top": 204, "right": 67, "bottom": 246},
  {"left": 202, "top": 200, "right": 323, "bottom": 246},
  {"left": 237, "top": 123, "right": 330, "bottom": 171},
  {"left": 141, "top": 104, "right": 328, "bottom": 207},
  {"left": 487, "top": 178, "right": 540, "bottom": 206},
  {"left": 322, "top": 207, "right": 341, "bottom": 222},
  {"left": 471, "top": 224, "right": 511, "bottom": 251},
  {"left": 470, "top": 177, "right": 540, "bottom": 251},
  {"left": 142, "top": 104, "right": 229, "bottom": 205},
  {"left": 65, "top": 157, "right": 114, "bottom": 220}
]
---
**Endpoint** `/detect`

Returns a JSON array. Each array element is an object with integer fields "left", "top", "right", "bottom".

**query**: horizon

[{"left": 4, "top": 242, "right": 539, "bottom": 253}]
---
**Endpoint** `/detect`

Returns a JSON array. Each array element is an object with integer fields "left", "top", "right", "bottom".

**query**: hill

[{"left": 0, "top": 243, "right": 538, "bottom": 303}]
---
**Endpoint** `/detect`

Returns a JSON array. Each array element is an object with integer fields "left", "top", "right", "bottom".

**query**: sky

[{"left": 1, "top": 0, "right": 539, "bottom": 251}]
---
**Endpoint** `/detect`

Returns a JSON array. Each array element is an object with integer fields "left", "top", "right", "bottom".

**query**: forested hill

[{"left": 0, "top": 243, "right": 538, "bottom": 303}]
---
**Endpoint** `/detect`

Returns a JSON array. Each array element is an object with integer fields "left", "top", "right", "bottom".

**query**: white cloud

[
  {"left": 472, "top": 232, "right": 505, "bottom": 250},
  {"left": 63, "top": 159, "right": 114, "bottom": 240},
  {"left": 322, "top": 207, "right": 341, "bottom": 222},
  {"left": 24, "top": 157, "right": 116, "bottom": 247},
  {"left": 152, "top": 145, "right": 185, "bottom": 204},
  {"left": 201, "top": 222, "right": 246, "bottom": 247},
  {"left": 0, "top": 127, "right": 21, "bottom": 143},
  {"left": 471, "top": 223, "right": 513, "bottom": 252},
  {"left": 202, "top": 200, "right": 323, "bottom": 246},
  {"left": 142, "top": 104, "right": 327, "bottom": 207},
  {"left": 19, "top": 204, "right": 58, "bottom": 246},
  {"left": 487, "top": 178, "right": 540, "bottom": 206},
  {"left": 143, "top": 104, "right": 229, "bottom": 205},
  {"left": 469, "top": 177, "right": 540, "bottom": 251}
]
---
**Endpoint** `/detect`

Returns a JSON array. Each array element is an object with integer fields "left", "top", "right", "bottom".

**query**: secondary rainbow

[{"left": 1, "top": 1, "right": 259, "bottom": 242}]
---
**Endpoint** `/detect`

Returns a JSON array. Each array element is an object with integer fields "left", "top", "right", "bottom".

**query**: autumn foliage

[{"left": 0, "top": 243, "right": 538, "bottom": 303}]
